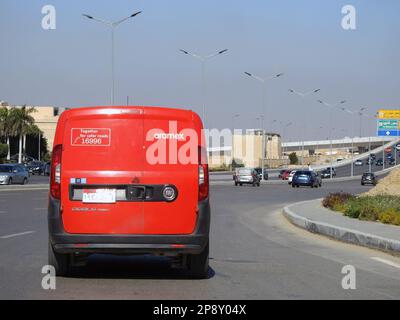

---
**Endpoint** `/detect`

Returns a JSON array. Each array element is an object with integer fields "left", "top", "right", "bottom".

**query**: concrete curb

[{"left": 283, "top": 199, "right": 400, "bottom": 255}]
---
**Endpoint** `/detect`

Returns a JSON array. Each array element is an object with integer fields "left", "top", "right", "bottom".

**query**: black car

[
  {"left": 361, "top": 172, "right": 377, "bottom": 186},
  {"left": 26, "top": 161, "right": 45, "bottom": 175},
  {"left": 320, "top": 168, "right": 336, "bottom": 178},
  {"left": 255, "top": 168, "right": 269, "bottom": 180},
  {"left": 44, "top": 162, "right": 51, "bottom": 176},
  {"left": 292, "top": 170, "right": 322, "bottom": 188},
  {"left": 375, "top": 158, "right": 384, "bottom": 166}
]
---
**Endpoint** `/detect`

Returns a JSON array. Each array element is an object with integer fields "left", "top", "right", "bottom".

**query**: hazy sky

[{"left": 1, "top": 0, "right": 399, "bottom": 141}]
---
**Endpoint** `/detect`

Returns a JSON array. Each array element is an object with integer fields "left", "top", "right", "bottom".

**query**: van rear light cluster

[
  {"left": 198, "top": 146, "right": 209, "bottom": 201},
  {"left": 50, "top": 144, "right": 62, "bottom": 199}
]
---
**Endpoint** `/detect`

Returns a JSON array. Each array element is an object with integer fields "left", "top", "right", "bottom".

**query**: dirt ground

[{"left": 364, "top": 167, "right": 400, "bottom": 196}]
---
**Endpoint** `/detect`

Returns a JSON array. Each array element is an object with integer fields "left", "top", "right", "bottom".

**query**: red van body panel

[{"left": 52, "top": 106, "right": 206, "bottom": 237}]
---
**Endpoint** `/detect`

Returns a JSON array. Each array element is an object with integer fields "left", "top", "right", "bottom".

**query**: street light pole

[
  {"left": 179, "top": 49, "right": 228, "bottom": 125},
  {"left": 82, "top": 11, "right": 142, "bottom": 105},
  {"left": 244, "top": 72, "right": 283, "bottom": 179},
  {"left": 288, "top": 88, "right": 320, "bottom": 167},
  {"left": 231, "top": 113, "right": 240, "bottom": 169},
  {"left": 317, "top": 99, "right": 347, "bottom": 179}
]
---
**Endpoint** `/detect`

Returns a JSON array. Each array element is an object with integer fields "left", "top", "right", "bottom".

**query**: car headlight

[{"left": 0, "top": 175, "right": 8, "bottom": 179}]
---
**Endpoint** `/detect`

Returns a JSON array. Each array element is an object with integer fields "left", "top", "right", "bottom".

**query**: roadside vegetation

[
  {"left": 323, "top": 192, "right": 400, "bottom": 226},
  {"left": 0, "top": 105, "right": 49, "bottom": 163}
]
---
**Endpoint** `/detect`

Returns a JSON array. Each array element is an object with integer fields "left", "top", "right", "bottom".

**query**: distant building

[{"left": 208, "top": 129, "right": 282, "bottom": 168}]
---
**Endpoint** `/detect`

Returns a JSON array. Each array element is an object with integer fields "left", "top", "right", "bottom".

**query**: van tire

[
  {"left": 48, "top": 240, "right": 70, "bottom": 277},
  {"left": 187, "top": 242, "right": 209, "bottom": 279}
]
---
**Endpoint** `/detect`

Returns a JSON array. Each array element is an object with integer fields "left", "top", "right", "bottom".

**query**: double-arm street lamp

[
  {"left": 317, "top": 99, "right": 347, "bottom": 178},
  {"left": 289, "top": 88, "right": 321, "bottom": 166},
  {"left": 244, "top": 72, "right": 284, "bottom": 179},
  {"left": 82, "top": 11, "right": 142, "bottom": 105},
  {"left": 179, "top": 49, "right": 228, "bottom": 126}
]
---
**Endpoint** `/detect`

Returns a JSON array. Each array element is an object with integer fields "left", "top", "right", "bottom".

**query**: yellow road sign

[{"left": 378, "top": 109, "right": 400, "bottom": 119}]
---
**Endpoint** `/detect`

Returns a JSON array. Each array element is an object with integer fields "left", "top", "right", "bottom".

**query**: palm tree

[
  {"left": 8, "top": 106, "right": 36, "bottom": 163},
  {"left": 0, "top": 107, "right": 11, "bottom": 160}
]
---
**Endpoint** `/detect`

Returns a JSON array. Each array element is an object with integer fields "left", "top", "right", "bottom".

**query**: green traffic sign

[{"left": 378, "top": 119, "right": 398, "bottom": 130}]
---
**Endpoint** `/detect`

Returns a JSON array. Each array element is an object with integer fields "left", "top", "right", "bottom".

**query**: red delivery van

[{"left": 48, "top": 106, "right": 210, "bottom": 278}]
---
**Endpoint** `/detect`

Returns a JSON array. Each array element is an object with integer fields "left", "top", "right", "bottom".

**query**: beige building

[
  {"left": 31, "top": 106, "right": 65, "bottom": 149},
  {"left": 208, "top": 129, "right": 283, "bottom": 169}
]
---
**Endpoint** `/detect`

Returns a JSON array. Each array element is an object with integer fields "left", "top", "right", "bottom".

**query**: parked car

[
  {"left": 48, "top": 106, "right": 210, "bottom": 278},
  {"left": 288, "top": 170, "right": 297, "bottom": 184},
  {"left": 0, "top": 164, "right": 29, "bottom": 185},
  {"left": 44, "top": 162, "right": 51, "bottom": 176},
  {"left": 254, "top": 167, "right": 269, "bottom": 180},
  {"left": 234, "top": 168, "right": 261, "bottom": 186},
  {"left": 281, "top": 170, "right": 291, "bottom": 180},
  {"left": 320, "top": 168, "right": 336, "bottom": 178},
  {"left": 26, "top": 161, "right": 45, "bottom": 175},
  {"left": 354, "top": 159, "right": 363, "bottom": 166},
  {"left": 375, "top": 158, "right": 385, "bottom": 166},
  {"left": 292, "top": 170, "right": 322, "bottom": 188},
  {"left": 388, "top": 158, "right": 396, "bottom": 165},
  {"left": 361, "top": 172, "right": 377, "bottom": 186}
]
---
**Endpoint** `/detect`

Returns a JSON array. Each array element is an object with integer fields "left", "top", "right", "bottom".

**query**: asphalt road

[{"left": 0, "top": 180, "right": 400, "bottom": 299}]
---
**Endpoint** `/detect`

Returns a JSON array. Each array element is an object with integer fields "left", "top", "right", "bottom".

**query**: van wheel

[
  {"left": 187, "top": 242, "right": 209, "bottom": 279},
  {"left": 48, "top": 240, "right": 70, "bottom": 277},
  {"left": 239, "top": 183, "right": 243, "bottom": 186}
]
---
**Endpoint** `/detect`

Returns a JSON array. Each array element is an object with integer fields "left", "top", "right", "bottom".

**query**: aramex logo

[{"left": 154, "top": 133, "right": 185, "bottom": 140}]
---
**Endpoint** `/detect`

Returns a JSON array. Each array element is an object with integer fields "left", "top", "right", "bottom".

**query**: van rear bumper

[{"left": 48, "top": 197, "right": 210, "bottom": 255}]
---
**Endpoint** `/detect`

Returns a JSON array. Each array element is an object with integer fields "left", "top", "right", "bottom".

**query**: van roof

[{"left": 60, "top": 106, "right": 198, "bottom": 121}]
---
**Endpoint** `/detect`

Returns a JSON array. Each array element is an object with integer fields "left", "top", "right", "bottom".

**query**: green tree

[
  {"left": 289, "top": 152, "right": 298, "bottom": 165},
  {"left": 0, "top": 107, "right": 11, "bottom": 160},
  {"left": 8, "top": 106, "right": 36, "bottom": 163},
  {"left": 0, "top": 144, "right": 8, "bottom": 162}
]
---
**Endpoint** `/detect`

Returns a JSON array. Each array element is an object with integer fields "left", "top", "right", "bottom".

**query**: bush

[
  {"left": 324, "top": 193, "right": 400, "bottom": 225},
  {"left": 379, "top": 209, "right": 400, "bottom": 226},
  {"left": 0, "top": 143, "right": 8, "bottom": 162},
  {"left": 322, "top": 192, "right": 355, "bottom": 212},
  {"left": 289, "top": 152, "right": 298, "bottom": 165}
]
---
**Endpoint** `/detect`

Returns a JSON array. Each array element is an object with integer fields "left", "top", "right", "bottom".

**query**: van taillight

[
  {"left": 50, "top": 144, "right": 62, "bottom": 199},
  {"left": 198, "top": 146, "right": 209, "bottom": 201}
]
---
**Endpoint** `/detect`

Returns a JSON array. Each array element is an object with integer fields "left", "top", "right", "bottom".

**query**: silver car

[{"left": 0, "top": 164, "right": 29, "bottom": 185}]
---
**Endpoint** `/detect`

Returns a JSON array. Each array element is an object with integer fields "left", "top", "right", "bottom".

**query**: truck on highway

[{"left": 48, "top": 106, "right": 210, "bottom": 278}]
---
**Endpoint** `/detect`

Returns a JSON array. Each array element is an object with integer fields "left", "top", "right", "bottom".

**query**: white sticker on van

[{"left": 71, "top": 128, "right": 111, "bottom": 147}]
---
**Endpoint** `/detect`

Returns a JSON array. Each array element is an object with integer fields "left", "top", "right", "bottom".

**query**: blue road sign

[
  {"left": 377, "top": 130, "right": 399, "bottom": 137},
  {"left": 377, "top": 118, "right": 399, "bottom": 137}
]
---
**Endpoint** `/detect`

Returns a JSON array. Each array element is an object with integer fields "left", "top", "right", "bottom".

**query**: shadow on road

[{"left": 66, "top": 254, "right": 215, "bottom": 280}]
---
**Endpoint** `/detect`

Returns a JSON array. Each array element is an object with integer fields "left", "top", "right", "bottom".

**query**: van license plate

[{"left": 82, "top": 189, "right": 116, "bottom": 203}]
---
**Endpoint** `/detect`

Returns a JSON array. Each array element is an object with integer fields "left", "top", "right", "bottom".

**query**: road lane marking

[
  {"left": 371, "top": 257, "right": 400, "bottom": 269},
  {"left": 0, "top": 231, "right": 36, "bottom": 239}
]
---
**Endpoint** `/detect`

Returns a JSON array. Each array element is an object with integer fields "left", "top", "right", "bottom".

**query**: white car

[
  {"left": 288, "top": 170, "right": 297, "bottom": 184},
  {"left": 354, "top": 159, "right": 363, "bottom": 166}
]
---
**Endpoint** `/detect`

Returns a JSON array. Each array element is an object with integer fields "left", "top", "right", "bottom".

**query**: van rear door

[
  {"left": 142, "top": 108, "right": 199, "bottom": 235},
  {"left": 61, "top": 108, "right": 145, "bottom": 234}
]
